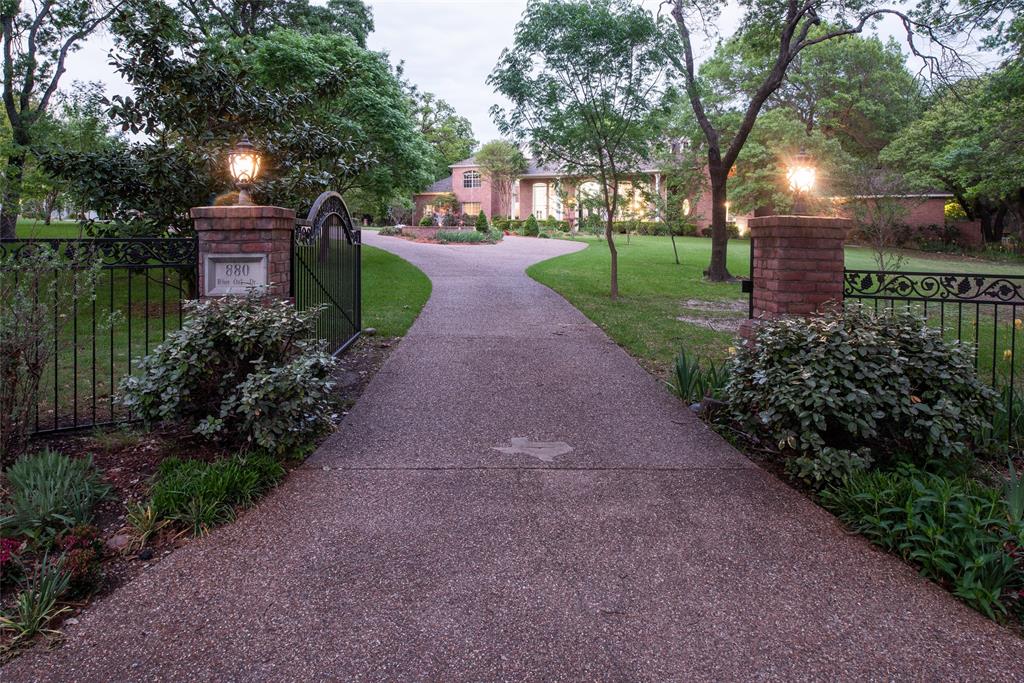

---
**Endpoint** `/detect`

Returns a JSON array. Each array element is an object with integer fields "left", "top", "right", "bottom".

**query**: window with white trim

[
  {"left": 462, "top": 202, "right": 481, "bottom": 216},
  {"left": 463, "top": 170, "right": 481, "bottom": 188}
]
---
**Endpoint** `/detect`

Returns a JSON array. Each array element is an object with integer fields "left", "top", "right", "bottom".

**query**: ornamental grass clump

[
  {"left": 727, "top": 304, "right": 997, "bottom": 487},
  {"left": 118, "top": 296, "right": 337, "bottom": 458}
]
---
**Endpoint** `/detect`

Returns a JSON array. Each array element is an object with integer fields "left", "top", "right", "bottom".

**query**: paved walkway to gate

[{"left": 6, "top": 234, "right": 1023, "bottom": 681}]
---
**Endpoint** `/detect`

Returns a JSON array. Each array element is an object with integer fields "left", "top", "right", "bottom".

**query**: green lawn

[
  {"left": 361, "top": 245, "right": 431, "bottom": 337},
  {"left": 529, "top": 235, "right": 1023, "bottom": 385},
  {"left": 14, "top": 219, "right": 85, "bottom": 239}
]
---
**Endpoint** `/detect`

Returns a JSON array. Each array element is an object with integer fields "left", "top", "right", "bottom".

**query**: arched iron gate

[{"left": 292, "top": 191, "right": 362, "bottom": 355}]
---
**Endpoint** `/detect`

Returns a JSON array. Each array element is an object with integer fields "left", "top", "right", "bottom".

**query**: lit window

[
  {"left": 682, "top": 199, "right": 691, "bottom": 216},
  {"left": 424, "top": 204, "right": 435, "bottom": 215},
  {"left": 462, "top": 202, "right": 481, "bottom": 216},
  {"left": 463, "top": 170, "right": 481, "bottom": 188}
]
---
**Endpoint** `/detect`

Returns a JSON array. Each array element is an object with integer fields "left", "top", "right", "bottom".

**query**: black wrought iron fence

[
  {"left": 844, "top": 270, "right": 1024, "bottom": 445},
  {"left": 1, "top": 237, "right": 197, "bottom": 435}
]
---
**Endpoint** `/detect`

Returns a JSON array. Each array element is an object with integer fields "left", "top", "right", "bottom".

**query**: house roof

[{"left": 418, "top": 176, "right": 453, "bottom": 194}]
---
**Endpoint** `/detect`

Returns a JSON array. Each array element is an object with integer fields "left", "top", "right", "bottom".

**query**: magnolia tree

[
  {"left": 474, "top": 140, "right": 527, "bottom": 217},
  {"left": 667, "top": 0, "right": 957, "bottom": 280},
  {"left": 489, "top": 0, "right": 675, "bottom": 299}
]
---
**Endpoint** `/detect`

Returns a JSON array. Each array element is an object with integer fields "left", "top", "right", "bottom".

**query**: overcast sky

[{"left": 63, "top": 0, "right": 975, "bottom": 145}]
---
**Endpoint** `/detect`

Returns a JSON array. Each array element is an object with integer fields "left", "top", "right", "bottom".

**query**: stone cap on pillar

[
  {"left": 747, "top": 215, "right": 851, "bottom": 239},
  {"left": 190, "top": 205, "right": 296, "bottom": 222}
]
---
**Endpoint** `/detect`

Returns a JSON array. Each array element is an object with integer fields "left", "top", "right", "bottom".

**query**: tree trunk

[
  {"left": 0, "top": 151, "right": 27, "bottom": 240},
  {"left": 706, "top": 170, "right": 733, "bottom": 281},
  {"left": 605, "top": 214, "right": 618, "bottom": 300},
  {"left": 43, "top": 188, "right": 59, "bottom": 225}
]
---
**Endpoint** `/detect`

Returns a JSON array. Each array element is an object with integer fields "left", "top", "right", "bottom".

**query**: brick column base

[
  {"left": 190, "top": 205, "right": 296, "bottom": 299},
  {"left": 740, "top": 215, "right": 850, "bottom": 339}
]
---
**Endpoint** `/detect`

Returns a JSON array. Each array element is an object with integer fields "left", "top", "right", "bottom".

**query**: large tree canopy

[
  {"left": 45, "top": 0, "right": 434, "bottom": 234},
  {"left": 668, "top": 0, "right": 956, "bottom": 280},
  {"left": 490, "top": 0, "right": 675, "bottom": 299},
  {"left": 881, "top": 68, "right": 1024, "bottom": 242},
  {"left": 410, "top": 91, "right": 477, "bottom": 180}
]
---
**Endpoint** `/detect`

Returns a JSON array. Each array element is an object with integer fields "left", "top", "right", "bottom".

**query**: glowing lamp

[
  {"left": 786, "top": 148, "right": 816, "bottom": 214},
  {"left": 228, "top": 136, "right": 262, "bottom": 206},
  {"left": 787, "top": 149, "right": 816, "bottom": 193}
]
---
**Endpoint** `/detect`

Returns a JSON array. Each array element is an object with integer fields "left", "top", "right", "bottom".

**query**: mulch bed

[{"left": 1, "top": 334, "right": 398, "bottom": 655}]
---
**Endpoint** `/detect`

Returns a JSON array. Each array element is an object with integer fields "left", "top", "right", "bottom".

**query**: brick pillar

[
  {"left": 742, "top": 215, "right": 850, "bottom": 336},
  {"left": 190, "top": 205, "right": 296, "bottom": 299}
]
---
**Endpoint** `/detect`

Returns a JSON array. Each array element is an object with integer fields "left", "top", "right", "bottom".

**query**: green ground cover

[
  {"left": 528, "top": 236, "right": 1023, "bottom": 385},
  {"left": 13, "top": 219, "right": 85, "bottom": 239}
]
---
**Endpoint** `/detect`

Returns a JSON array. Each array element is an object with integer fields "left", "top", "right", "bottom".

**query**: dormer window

[{"left": 463, "top": 170, "right": 482, "bottom": 188}]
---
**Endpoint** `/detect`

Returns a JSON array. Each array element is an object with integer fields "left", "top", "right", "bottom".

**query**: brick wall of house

[{"left": 452, "top": 167, "right": 496, "bottom": 218}]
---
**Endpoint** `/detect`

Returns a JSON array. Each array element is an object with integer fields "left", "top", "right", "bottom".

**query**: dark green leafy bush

[
  {"left": 475, "top": 211, "right": 489, "bottom": 233},
  {"left": 149, "top": 453, "right": 285, "bottom": 536},
  {"left": 118, "top": 297, "right": 337, "bottom": 457},
  {"left": 523, "top": 214, "right": 540, "bottom": 236},
  {"left": 377, "top": 225, "right": 402, "bottom": 236},
  {"left": 418, "top": 213, "right": 434, "bottom": 226},
  {"left": 821, "top": 466, "right": 1023, "bottom": 622},
  {"left": 0, "top": 450, "right": 110, "bottom": 547},
  {"left": 727, "top": 305, "right": 997, "bottom": 486}
]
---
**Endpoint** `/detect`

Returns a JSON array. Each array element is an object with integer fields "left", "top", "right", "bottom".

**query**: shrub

[
  {"left": 418, "top": 213, "right": 434, "bottom": 226},
  {"left": 118, "top": 296, "right": 337, "bottom": 457},
  {"left": 435, "top": 230, "right": 490, "bottom": 244},
  {"left": 492, "top": 216, "right": 510, "bottom": 232},
  {"left": 149, "top": 453, "right": 286, "bottom": 536},
  {"left": 725, "top": 222, "right": 740, "bottom": 239},
  {"left": 821, "top": 466, "right": 1023, "bottom": 622},
  {"left": 377, "top": 225, "right": 402, "bottom": 236},
  {"left": 1, "top": 246, "right": 102, "bottom": 464},
  {"left": 55, "top": 525, "right": 103, "bottom": 596},
  {"left": 440, "top": 212, "right": 459, "bottom": 227},
  {"left": 523, "top": 214, "right": 540, "bottom": 236},
  {"left": 727, "top": 305, "right": 997, "bottom": 487},
  {"left": 0, "top": 450, "right": 111, "bottom": 547},
  {"left": 474, "top": 211, "right": 489, "bottom": 233},
  {"left": 0, "top": 553, "right": 71, "bottom": 642},
  {"left": 506, "top": 219, "right": 524, "bottom": 232}
]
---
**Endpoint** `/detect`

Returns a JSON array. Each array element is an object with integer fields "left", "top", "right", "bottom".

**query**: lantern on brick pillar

[
  {"left": 786, "top": 148, "right": 816, "bottom": 215},
  {"left": 228, "top": 136, "right": 262, "bottom": 206}
]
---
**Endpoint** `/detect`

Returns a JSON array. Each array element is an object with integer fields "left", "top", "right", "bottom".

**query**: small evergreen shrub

[
  {"left": 0, "top": 450, "right": 110, "bottom": 547},
  {"left": 118, "top": 296, "right": 337, "bottom": 457},
  {"left": 727, "top": 305, "right": 997, "bottom": 487},
  {"left": 492, "top": 216, "right": 509, "bottom": 232},
  {"left": 475, "top": 211, "right": 489, "bottom": 233},
  {"left": 419, "top": 213, "right": 435, "bottom": 226},
  {"left": 149, "top": 453, "right": 286, "bottom": 536},
  {"left": 821, "top": 466, "right": 1023, "bottom": 623},
  {"left": 524, "top": 214, "right": 540, "bottom": 236}
]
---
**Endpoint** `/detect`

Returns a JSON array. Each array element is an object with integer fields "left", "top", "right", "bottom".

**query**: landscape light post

[{"left": 190, "top": 137, "right": 293, "bottom": 300}]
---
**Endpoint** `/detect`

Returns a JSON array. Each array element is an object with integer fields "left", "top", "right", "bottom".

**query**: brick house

[
  {"left": 411, "top": 157, "right": 980, "bottom": 242},
  {"left": 412, "top": 156, "right": 670, "bottom": 227}
]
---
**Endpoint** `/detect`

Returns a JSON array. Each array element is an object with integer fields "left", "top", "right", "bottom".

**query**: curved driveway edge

[{"left": 4, "top": 233, "right": 1022, "bottom": 681}]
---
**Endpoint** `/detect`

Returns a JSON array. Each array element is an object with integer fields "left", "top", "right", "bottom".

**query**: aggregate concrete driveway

[{"left": 6, "top": 234, "right": 1023, "bottom": 681}]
